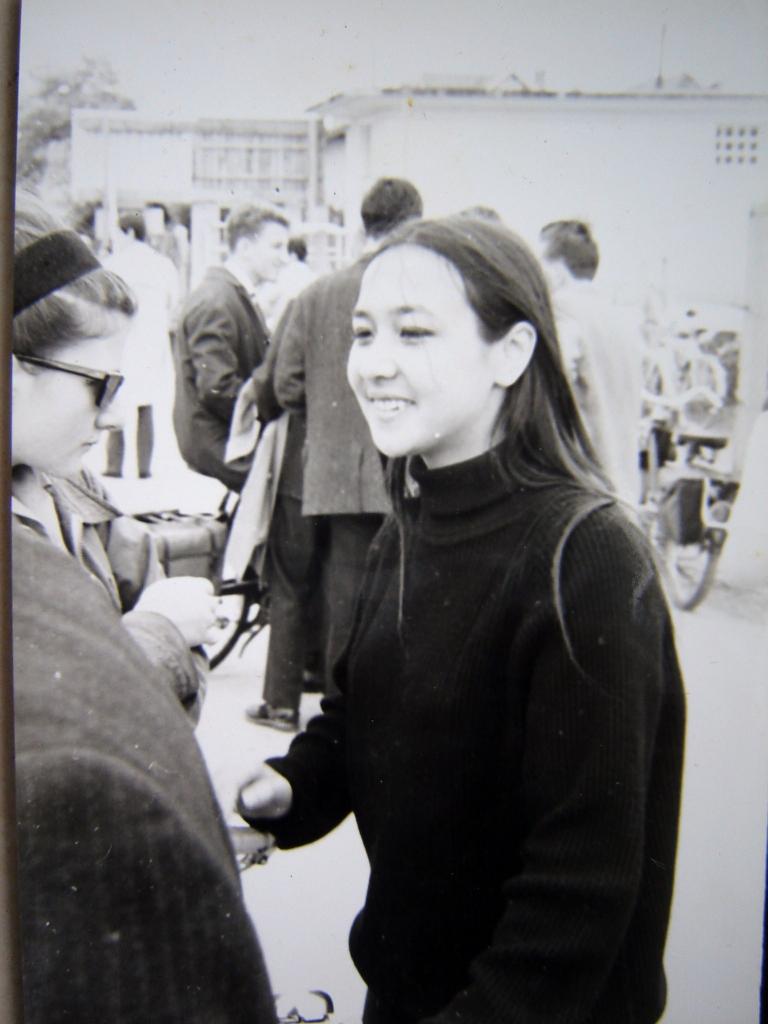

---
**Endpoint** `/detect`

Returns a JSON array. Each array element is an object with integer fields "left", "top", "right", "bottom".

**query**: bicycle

[
  {"left": 207, "top": 569, "right": 269, "bottom": 670},
  {"left": 204, "top": 485, "right": 270, "bottom": 670},
  {"left": 639, "top": 410, "right": 740, "bottom": 611}
]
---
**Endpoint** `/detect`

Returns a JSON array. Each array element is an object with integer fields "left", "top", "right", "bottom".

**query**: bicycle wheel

[
  {"left": 658, "top": 529, "right": 725, "bottom": 611},
  {"left": 206, "top": 590, "right": 254, "bottom": 670}
]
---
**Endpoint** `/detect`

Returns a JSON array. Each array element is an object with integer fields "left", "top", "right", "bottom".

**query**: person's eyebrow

[
  {"left": 353, "top": 304, "right": 435, "bottom": 319},
  {"left": 393, "top": 304, "right": 440, "bottom": 318}
]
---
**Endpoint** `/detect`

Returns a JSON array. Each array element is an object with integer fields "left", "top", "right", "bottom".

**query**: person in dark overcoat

[
  {"left": 245, "top": 180, "right": 423, "bottom": 727},
  {"left": 12, "top": 519, "right": 276, "bottom": 1024},
  {"left": 173, "top": 205, "right": 288, "bottom": 491}
]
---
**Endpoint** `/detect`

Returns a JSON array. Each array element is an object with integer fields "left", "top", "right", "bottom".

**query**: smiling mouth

[{"left": 367, "top": 396, "right": 413, "bottom": 413}]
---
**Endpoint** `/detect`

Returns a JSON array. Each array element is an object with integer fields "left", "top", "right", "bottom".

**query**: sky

[{"left": 17, "top": 0, "right": 768, "bottom": 120}]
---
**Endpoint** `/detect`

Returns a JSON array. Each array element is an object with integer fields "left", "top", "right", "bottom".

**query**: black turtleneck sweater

[{"left": 246, "top": 449, "right": 686, "bottom": 1024}]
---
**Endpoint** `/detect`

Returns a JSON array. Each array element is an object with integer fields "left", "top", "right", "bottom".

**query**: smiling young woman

[
  {"left": 348, "top": 243, "right": 537, "bottom": 469},
  {"left": 238, "top": 214, "right": 686, "bottom": 1024}
]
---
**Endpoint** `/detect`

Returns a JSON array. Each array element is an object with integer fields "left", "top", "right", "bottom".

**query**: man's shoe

[{"left": 245, "top": 702, "right": 299, "bottom": 732}]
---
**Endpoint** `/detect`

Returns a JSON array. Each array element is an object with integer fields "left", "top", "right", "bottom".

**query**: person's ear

[
  {"left": 233, "top": 235, "right": 250, "bottom": 259},
  {"left": 492, "top": 321, "right": 537, "bottom": 388}
]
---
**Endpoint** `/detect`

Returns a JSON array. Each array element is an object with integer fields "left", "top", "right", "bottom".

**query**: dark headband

[{"left": 14, "top": 230, "right": 102, "bottom": 316}]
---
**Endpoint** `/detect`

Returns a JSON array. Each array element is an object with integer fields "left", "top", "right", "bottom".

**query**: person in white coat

[{"left": 104, "top": 210, "right": 180, "bottom": 478}]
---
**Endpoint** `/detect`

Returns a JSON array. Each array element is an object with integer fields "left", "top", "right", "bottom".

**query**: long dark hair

[
  {"left": 13, "top": 191, "right": 136, "bottom": 359},
  {"left": 367, "top": 215, "right": 616, "bottom": 662},
  {"left": 371, "top": 215, "right": 610, "bottom": 517}
]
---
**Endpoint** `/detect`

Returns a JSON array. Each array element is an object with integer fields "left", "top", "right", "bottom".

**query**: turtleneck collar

[{"left": 407, "top": 444, "right": 530, "bottom": 541}]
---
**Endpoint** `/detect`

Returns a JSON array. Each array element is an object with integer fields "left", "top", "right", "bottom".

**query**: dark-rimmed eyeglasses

[{"left": 15, "top": 354, "right": 124, "bottom": 410}]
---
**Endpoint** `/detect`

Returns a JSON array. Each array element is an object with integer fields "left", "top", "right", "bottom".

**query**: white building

[
  {"left": 313, "top": 78, "right": 768, "bottom": 310},
  {"left": 71, "top": 108, "right": 324, "bottom": 215},
  {"left": 70, "top": 109, "right": 328, "bottom": 284}
]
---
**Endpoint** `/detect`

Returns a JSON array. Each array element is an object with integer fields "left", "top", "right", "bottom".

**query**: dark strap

[{"left": 14, "top": 230, "right": 101, "bottom": 316}]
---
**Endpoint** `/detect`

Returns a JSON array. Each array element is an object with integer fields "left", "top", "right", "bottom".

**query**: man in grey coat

[{"left": 246, "top": 178, "right": 423, "bottom": 730}]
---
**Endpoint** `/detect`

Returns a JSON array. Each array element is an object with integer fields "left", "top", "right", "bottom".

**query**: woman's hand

[
  {"left": 236, "top": 763, "right": 293, "bottom": 821},
  {"left": 134, "top": 576, "right": 220, "bottom": 646}
]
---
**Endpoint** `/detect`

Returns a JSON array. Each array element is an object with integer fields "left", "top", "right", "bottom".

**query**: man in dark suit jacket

[
  {"left": 12, "top": 520, "right": 276, "bottom": 1023},
  {"left": 173, "top": 205, "right": 288, "bottom": 491},
  {"left": 245, "top": 179, "right": 423, "bottom": 729}
]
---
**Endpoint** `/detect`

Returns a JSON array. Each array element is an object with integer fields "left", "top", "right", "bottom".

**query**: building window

[{"left": 715, "top": 124, "right": 759, "bottom": 165}]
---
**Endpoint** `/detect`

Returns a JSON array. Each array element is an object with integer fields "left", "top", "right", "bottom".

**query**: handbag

[{"left": 133, "top": 509, "right": 228, "bottom": 587}]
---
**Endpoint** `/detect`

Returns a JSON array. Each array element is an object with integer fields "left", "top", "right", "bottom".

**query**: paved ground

[
  {"left": 662, "top": 583, "right": 767, "bottom": 1024},
  {"left": 93, "top": 433, "right": 768, "bottom": 1024}
]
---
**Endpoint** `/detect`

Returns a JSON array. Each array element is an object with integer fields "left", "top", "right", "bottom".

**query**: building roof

[
  {"left": 71, "top": 108, "right": 319, "bottom": 136},
  {"left": 309, "top": 74, "right": 768, "bottom": 120}
]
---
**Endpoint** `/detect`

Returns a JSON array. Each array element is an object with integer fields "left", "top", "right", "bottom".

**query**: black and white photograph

[{"left": 6, "top": 1, "right": 768, "bottom": 1022}]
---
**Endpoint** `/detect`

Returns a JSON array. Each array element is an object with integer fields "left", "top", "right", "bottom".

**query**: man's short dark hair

[
  {"left": 540, "top": 220, "right": 599, "bottom": 280},
  {"left": 288, "top": 236, "right": 308, "bottom": 261},
  {"left": 118, "top": 210, "right": 147, "bottom": 242},
  {"left": 361, "top": 178, "right": 423, "bottom": 240},
  {"left": 226, "top": 205, "right": 289, "bottom": 252}
]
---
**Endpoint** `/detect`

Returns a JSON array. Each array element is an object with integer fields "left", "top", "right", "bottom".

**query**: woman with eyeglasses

[
  {"left": 238, "top": 215, "right": 686, "bottom": 1024},
  {"left": 11, "top": 191, "right": 219, "bottom": 718}
]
